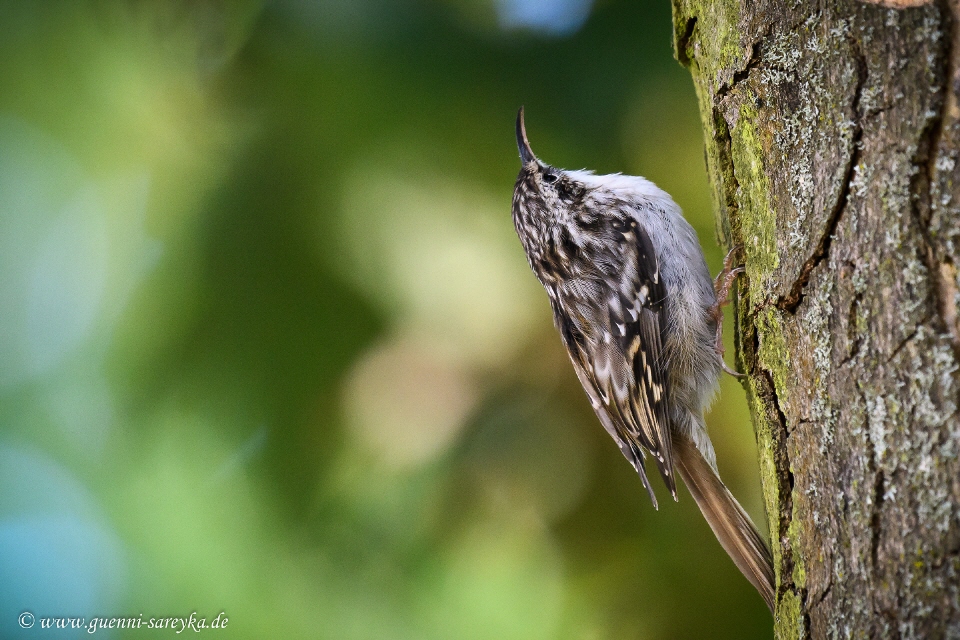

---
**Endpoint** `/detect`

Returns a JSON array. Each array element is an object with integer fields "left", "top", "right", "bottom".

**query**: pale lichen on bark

[{"left": 671, "top": 0, "right": 960, "bottom": 637}]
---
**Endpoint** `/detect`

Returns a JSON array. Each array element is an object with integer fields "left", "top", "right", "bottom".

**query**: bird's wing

[
  {"left": 564, "top": 345, "right": 661, "bottom": 508},
  {"left": 553, "top": 218, "right": 675, "bottom": 502}
]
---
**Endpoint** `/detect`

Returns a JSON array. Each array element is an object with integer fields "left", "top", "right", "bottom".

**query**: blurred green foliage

[{"left": 0, "top": 1, "right": 770, "bottom": 638}]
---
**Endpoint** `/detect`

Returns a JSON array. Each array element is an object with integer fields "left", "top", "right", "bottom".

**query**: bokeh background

[{"left": 0, "top": 1, "right": 771, "bottom": 638}]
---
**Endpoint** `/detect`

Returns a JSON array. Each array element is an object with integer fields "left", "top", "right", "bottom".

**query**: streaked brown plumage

[{"left": 511, "top": 107, "right": 775, "bottom": 612}]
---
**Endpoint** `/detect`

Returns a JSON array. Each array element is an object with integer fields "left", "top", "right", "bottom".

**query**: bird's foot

[{"left": 711, "top": 246, "right": 745, "bottom": 378}]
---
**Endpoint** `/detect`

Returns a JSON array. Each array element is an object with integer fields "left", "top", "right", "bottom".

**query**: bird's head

[{"left": 511, "top": 107, "right": 588, "bottom": 256}]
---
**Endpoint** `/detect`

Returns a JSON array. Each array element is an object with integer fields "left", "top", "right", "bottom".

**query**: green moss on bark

[
  {"left": 775, "top": 590, "right": 803, "bottom": 640},
  {"left": 730, "top": 103, "right": 779, "bottom": 294}
]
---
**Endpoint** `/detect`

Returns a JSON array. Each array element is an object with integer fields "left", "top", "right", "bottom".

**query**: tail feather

[{"left": 672, "top": 434, "right": 776, "bottom": 613}]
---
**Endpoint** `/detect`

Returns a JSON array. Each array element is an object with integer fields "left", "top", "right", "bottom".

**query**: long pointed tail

[{"left": 672, "top": 434, "right": 776, "bottom": 613}]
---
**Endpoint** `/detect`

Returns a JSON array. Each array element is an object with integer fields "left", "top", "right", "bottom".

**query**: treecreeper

[{"left": 510, "top": 107, "right": 776, "bottom": 612}]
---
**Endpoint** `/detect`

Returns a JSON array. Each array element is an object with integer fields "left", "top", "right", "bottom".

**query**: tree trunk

[{"left": 670, "top": 0, "right": 960, "bottom": 636}]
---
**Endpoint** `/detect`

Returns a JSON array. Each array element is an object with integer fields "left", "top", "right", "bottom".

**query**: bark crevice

[
  {"left": 777, "top": 48, "right": 867, "bottom": 314},
  {"left": 676, "top": 16, "right": 697, "bottom": 68},
  {"left": 919, "top": 0, "right": 960, "bottom": 356},
  {"left": 716, "top": 35, "right": 767, "bottom": 100},
  {"left": 870, "top": 469, "right": 885, "bottom": 569}
]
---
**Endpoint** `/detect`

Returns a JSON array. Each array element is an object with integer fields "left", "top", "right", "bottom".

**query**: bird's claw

[{"left": 711, "top": 246, "right": 745, "bottom": 378}]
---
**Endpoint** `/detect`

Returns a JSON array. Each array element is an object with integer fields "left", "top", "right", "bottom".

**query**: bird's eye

[{"left": 542, "top": 172, "right": 559, "bottom": 184}]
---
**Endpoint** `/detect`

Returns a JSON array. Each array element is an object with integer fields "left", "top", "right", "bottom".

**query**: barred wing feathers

[{"left": 553, "top": 219, "right": 676, "bottom": 505}]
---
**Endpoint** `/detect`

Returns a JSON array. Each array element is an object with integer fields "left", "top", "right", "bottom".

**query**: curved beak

[{"left": 516, "top": 107, "right": 537, "bottom": 166}]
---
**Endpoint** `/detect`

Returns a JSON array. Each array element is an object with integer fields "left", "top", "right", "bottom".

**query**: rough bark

[{"left": 670, "top": 0, "right": 960, "bottom": 637}]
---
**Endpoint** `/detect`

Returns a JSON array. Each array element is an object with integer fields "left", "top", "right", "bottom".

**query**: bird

[{"left": 510, "top": 107, "right": 775, "bottom": 612}]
